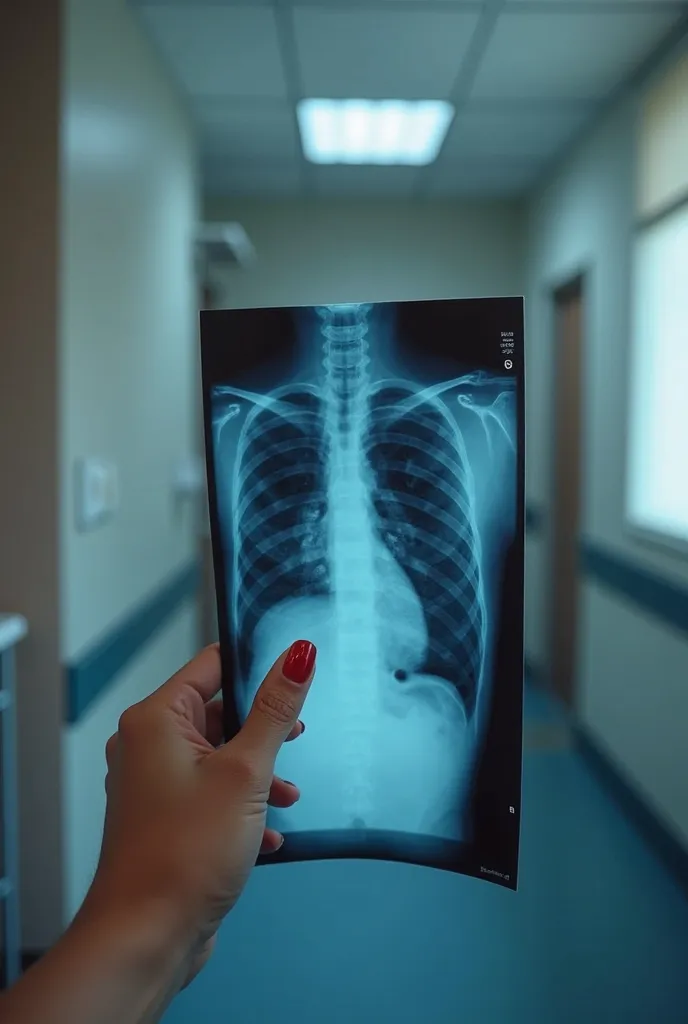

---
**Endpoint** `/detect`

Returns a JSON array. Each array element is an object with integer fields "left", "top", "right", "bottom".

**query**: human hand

[{"left": 83, "top": 640, "right": 316, "bottom": 989}]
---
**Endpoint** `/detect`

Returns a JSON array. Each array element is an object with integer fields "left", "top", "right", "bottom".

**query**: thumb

[{"left": 229, "top": 640, "right": 316, "bottom": 779}]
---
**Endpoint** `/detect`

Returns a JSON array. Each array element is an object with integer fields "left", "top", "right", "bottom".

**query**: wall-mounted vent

[{"left": 195, "top": 222, "right": 257, "bottom": 271}]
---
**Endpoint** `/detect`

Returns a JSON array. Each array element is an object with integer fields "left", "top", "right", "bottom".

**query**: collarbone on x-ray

[{"left": 210, "top": 300, "right": 519, "bottom": 851}]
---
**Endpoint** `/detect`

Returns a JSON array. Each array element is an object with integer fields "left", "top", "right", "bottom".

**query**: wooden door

[{"left": 550, "top": 279, "right": 584, "bottom": 707}]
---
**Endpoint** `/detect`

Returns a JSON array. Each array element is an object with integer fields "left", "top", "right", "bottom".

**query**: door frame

[{"left": 547, "top": 270, "right": 587, "bottom": 707}]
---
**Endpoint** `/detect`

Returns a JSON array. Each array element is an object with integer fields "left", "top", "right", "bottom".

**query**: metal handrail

[{"left": 0, "top": 614, "right": 27, "bottom": 988}]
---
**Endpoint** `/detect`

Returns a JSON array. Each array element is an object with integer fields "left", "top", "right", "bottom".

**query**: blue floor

[{"left": 163, "top": 686, "right": 688, "bottom": 1023}]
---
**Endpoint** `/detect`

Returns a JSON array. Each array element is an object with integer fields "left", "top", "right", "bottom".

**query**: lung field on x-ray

[
  {"left": 211, "top": 302, "right": 517, "bottom": 844},
  {"left": 234, "top": 387, "right": 332, "bottom": 679}
]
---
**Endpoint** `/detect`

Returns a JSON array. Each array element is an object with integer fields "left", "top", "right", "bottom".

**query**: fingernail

[
  {"left": 283, "top": 640, "right": 316, "bottom": 685},
  {"left": 299, "top": 720, "right": 306, "bottom": 735},
  {"left": 283, "top": 780, "right": 296, "bottom": 788},
  {"left": 277, "top": 834, "right": 285, "bottom": 850}
]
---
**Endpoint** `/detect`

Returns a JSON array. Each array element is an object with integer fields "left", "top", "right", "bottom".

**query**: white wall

[
  {"left": 204, "top": 198, "right": 525, "bottom": 308},
  {"left": 525, "top": 34, "right": 688, "bottom": 846},
  {"left": 59, "top": 0, "right": 200, "bottom": 921}
]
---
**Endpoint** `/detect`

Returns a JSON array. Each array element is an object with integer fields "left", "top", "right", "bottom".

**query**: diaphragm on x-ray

[{"left": 202, "top": 297, "right": 524, "bottom": 888}]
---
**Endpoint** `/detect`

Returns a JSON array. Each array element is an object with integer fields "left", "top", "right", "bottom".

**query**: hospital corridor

[{"left": 1, "top": 1, "right": 688, "bottom": 1022}]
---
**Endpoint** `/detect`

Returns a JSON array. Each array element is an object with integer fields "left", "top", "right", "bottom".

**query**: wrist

[
  {"left": 0, "top": 882, "right": 194, "bottom": 1024},
  {"left": 66, "top": 876, "right": 198, "bottom": 1011},
  {"left": 76, "top": 874, "right": 196, "bottom": 970}
]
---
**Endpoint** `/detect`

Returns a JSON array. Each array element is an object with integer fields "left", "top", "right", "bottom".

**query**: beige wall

[
  {"left": 525, "top": 33, "right": 688, "bottom": 846},
  {"left": 1, "top": 0, "right": 201, "bottom": 947},
  {"left": 0, "top": 0, "right": 65, "bottom": 951},
  {"left": 203, "top": 198, "right": 526, "bottom": 309},
  {"left": 60, "top": 0, "right": 201, "bottom": 920}
]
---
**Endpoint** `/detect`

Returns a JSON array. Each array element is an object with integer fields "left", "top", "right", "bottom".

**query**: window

[{"left": 627, "top": 51, "right": 688, "bottom": 548}]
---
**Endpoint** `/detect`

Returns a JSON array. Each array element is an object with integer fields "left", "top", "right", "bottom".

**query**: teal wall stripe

[
  {"left": 525, "top": 503, "right": 688, "bottom": 637},
  {"left": 581, "top": 541, "right": 688, "bottom": 637},
  {"left": 66, "top": 559, "right": 200, "bottom": 724}
]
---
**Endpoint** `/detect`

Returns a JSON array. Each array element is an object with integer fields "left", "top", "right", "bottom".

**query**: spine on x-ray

[
  {"left": 318, "top": 305, "right": 379, "bottom": 825},
  {"left": 234, "top": 303, "right": 487, "bottom": 825}
]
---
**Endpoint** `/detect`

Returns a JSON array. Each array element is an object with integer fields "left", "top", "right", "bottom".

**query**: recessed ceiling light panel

[{"left": 297, "top": 99, "right": 454, "bottom": 166}]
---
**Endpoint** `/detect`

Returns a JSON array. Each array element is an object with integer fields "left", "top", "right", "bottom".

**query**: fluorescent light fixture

[{"left": 297, "top": 99, "right": 454, "bottom": 166}]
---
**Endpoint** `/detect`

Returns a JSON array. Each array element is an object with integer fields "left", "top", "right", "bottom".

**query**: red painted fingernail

[{"left": 282, "top": 640, "right": 316, "bottom": 684}]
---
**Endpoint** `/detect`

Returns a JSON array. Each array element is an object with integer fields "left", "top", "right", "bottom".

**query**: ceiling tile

[
  {"left": 504, "top": 0, "right": 675, "bottom": 3},
  {"left": 312, "top": 165, "right": 421, "bottom": 197},
  {"left": 203, "top": 157, "right": 303, "bottom": 198},
  {"left": 132, "top": 1, "right": 274, "bottom": 5},
  {"left": 306, "top": 0, "right": 477, "bottom": 3},
  {"left": 196, "top": 100, "right": 300, "bottom": 161},
  {"left": 441, "top": 100, "right": 594, "bottom": 161},
  {"left": 293, "top": 8, "right": 481, "bottom": 98},
  {"left": 287, "top": 0, "right": 476, "bottom": 6},
  {"left": 424, "top": 158, "right": 541, "bottom": 197},
  {"left": 136, "top": 5, "right": 287, "bottom": 98},
  {"left": 472, "top": 9, "right": 683, "bottom": 100}
]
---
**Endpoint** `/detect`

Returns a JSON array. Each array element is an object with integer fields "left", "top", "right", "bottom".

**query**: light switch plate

[{"left": 75, "top": 458, "right": 119, "bottom": 532}]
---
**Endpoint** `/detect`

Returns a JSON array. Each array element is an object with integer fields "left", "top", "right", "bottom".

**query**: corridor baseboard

[
  {"left": 580, "top": 541, "right": 688, "bottom": 638},
  {"left": 575, "top": 725, "right": 688, "bottom": 898}
]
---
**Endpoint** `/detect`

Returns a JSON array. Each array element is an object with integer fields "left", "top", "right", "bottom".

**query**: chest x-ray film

[{"left": 202, "top": 297, "right": 524, "bottom": 889}]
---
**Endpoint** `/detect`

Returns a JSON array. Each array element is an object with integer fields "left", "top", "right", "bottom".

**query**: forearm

[{"left": 0, "top": 896, "right": 192, "bottom": 1024}]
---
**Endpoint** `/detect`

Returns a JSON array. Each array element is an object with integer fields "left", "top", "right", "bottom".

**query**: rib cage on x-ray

[
  {"left": 365, "top": 382, "right": 484, "bottom": 718},
  {"left": 233, "top": 305, "right": 486, "bottom": 717},
  {"left": 234, "top": 389, "right": 331, "bottom": 680},
  {"left": 210, "top": 300, "right": 519, "bottom": 847}
]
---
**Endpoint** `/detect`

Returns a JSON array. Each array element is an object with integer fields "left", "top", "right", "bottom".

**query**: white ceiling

[{"left": 130, "top": 0, "right": 688, "bottom": 199}]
